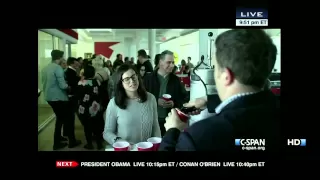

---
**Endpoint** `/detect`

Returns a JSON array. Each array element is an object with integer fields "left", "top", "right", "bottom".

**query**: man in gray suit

[{"left": 42, "top": 50, "right": 81, "bottom": 150}]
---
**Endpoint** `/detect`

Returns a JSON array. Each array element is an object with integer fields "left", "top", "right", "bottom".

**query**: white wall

[
  {"left": 124, "top": 38, "right": 148, "bottom": 59},
  {"left": 76, "top": 30, "right": 94, "bottom": 59},
  {"left": 76, "top": 35, "right": 149, "bottom": 63},
  {"left": 160, "top": 31, "right": 199, "bottom": 65},
  {"left": 159, "top": 29, "right": 281, "bottom": 72}
]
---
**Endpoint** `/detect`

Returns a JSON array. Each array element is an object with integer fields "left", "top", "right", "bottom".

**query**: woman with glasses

[{"left": 103, "top": 64, "right": 161, "bottom": 145}]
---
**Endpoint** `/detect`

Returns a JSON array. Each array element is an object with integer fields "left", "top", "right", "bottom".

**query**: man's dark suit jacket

[
  {"left": 144, "top": 69, "right": 188, "bottom": 110},
  {"left": 159, "top": 91, "right": 280, "bottom": 152},
  {"left": 207, "top": 94, "right": 221, "bottom": 113},
  {"left": 65, "top": 67, "right": 80, "bottom": 96}
]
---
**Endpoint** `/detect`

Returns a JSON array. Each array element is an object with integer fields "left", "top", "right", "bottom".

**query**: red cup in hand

[
  {"left": 147, "top": 137, "right": 162, "bottom": 151},
  {"left": 113, "top": 141, "right": 130, "bottom": 151},
  {"left": 162, "top": 94, "right": 171, "bottom": 101},
  {"left": 175, "top": 108, "right": 190, "bottom": 123},
  {"left": 137, "top": 142, "right": 153, "bottom": 151}
]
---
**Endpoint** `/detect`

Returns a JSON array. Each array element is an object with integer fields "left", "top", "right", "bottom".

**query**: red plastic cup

[
  {"left": 113, "top": 141, "right": 130, "bottom": 151},
  {"left": 162, "top": 94, "right": 171, "bottom": 101},
  {"left": 271, "top": 88, "right": 280, "bottom": 95},
  {"left": 137, "top": 142, "right": 153, "bottom": 151},
  {"left": 147, "top": 137, "right": 162, "bottom": 151},
  {"left": 175, "top": 108, "right": 190, "bottom": 123}
]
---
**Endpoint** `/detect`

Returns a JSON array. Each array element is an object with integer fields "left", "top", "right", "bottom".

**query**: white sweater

[{"left": 103, "top": 92, "right": 161, "bottom": 144}]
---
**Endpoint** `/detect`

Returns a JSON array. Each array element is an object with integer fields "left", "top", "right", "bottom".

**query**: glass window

[{"left": 38, "top": 31, "right": 54, "bottom": 105}]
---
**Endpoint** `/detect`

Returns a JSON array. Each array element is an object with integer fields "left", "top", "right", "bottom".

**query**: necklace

[{"left": 129, "top": 96, "right": 141, "bottom": 102}]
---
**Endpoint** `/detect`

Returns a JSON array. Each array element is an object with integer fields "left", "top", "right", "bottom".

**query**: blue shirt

[
  {"left": 41, "top": 62, "right": 69, "bottom": 101},
  {"left": 215, "top": 92, "right": 257, "bottom": 114}
]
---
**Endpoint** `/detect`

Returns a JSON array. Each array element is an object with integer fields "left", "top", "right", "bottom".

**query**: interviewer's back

[{"left": 186, "top": 90, "right": 280, "bottom": 152}]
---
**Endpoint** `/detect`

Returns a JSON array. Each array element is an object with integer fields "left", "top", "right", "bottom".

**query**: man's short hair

[
  {"left": 67, "top": 57, "right": 78, "bottom": 65},
  {"left": 137, "top": 49, "right": 147, "bottom": 58},
  {"left": 51, "top": 50, "right": 64, "bottom": 61},
  {"left": 160, "top": 50, "right": 174, "bottom": 60},
  {"left": 215, "top": 29, "right": 277, "bottom": 88}
]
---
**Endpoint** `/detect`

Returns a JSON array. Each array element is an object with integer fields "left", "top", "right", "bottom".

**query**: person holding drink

[
  {"left": 144, "top": 50, "right": 188, "bottom": 136},
  {"left": 103, "top": 64, "right": 161, "bottom": 145},
  {"left": 159, "top": 29, "right": 280, "bottom": 151}
]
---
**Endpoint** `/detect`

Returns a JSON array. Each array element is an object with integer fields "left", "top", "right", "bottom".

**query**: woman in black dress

[{"left": 77, "top": 65, "right": 103, "bottom": 150}]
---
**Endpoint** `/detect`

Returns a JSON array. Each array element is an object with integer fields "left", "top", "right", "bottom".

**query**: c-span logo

[
  {"left": 235, "top": 139, "right": 265, "bottom": 151},
  {"left": 287, "top": 139, "right": 306, "bottom": 146}
]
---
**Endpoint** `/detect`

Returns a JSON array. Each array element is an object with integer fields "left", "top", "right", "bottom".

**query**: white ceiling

[
  {"left": 85, "top": 29, "right": 165, "bottom": 37},
  {"left": 84, "top": 29, "right": 196, "bottom": 42},
  {"left": 86, "top": 29, "right": 167, "bottom": 34}
]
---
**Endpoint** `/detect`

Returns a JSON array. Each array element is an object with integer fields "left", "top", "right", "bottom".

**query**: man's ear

[{"left": 223, "top": 67, "right": 235, "bottom": 86}]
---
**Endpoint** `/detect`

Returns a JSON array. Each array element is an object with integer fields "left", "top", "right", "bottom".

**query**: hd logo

[
  {"left": 235, "top": 139, "right": 265, "bottom": 151},
  {"left": 287, "top": 139, "right": 306, "bottom": 146}
]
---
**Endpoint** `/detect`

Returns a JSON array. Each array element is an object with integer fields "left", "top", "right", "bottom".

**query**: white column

[
  {"left": 156, "top": 44, "right": 160, "bottom": 54},
  {"left": 135, "top": 37, "right": 140, "bottom": 53},
  {"left": 124, "top": 38, "right": 131, "bottom": 58},
  {"left": 59, "top": 38, "right": 66, "bottom": 58},
  {"left": 135, "top": 31, "right": 141, "bottom": 56},
  {"left": 148, "top": 29, "right": 156, "bottom": 63},
  {"left": 128, "top": 39, "right": 132, "bottom": 58},
  {"left": 68, "top": 44, "right": 72, "bottom": 58}
]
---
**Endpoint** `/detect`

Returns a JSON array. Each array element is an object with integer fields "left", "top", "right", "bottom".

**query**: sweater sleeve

[
  {"left": 150, "top": 93, "right": 161, "bottom": 137},
  {"left": 103, "top": 98, "right": 118, "bottom": 144}
]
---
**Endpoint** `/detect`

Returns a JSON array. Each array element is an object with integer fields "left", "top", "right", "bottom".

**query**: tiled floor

[
  {"left": 38, "top": 115, "right": 107, "bottom": 151},
  {"left": 38, "top": 107, "right": 54, "bottom": 126}
]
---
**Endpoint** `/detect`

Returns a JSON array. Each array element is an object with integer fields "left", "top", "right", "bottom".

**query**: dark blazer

[
  {"left": 144, "top": 69, "right": 188, "bottom": 110},
  {"left": 207, "top": 94, "right": 222, "bottom": 113},
  {"left": 159, "top": 90, "right": 280, "bottom": 152},
  {"left": 65, "top": 67, "right": 80, "bottom": 96}
]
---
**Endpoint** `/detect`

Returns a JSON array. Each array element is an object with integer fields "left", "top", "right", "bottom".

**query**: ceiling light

[{"left": 87, "top": 29, "right": 112, "bottom": 32}]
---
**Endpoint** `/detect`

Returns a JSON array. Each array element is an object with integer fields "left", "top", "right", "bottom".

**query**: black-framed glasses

[{"left": 122, "top": 74, "right": 138, "bottom": 84}]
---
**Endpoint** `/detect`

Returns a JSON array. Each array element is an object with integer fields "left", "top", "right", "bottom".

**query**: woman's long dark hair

[
  {"left": 114, "top": 64, "right": 147, "bottom": 109},
  {"left": 154, "top": 54, "right": 161, "bottom": 68}
]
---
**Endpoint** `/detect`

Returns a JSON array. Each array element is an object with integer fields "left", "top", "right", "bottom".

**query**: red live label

[{"left": 56, "top": 161, "right": 79, "bottom": 168}]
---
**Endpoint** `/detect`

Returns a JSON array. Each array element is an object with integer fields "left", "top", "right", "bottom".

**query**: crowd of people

[{"left": 41, "top": 29, "right": 280, "bottom": 151}]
